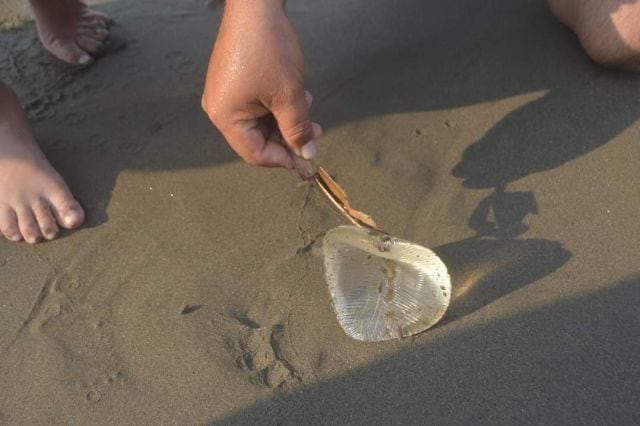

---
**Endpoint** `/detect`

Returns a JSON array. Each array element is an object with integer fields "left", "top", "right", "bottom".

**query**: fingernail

[
  {"left": 300, "top": 140, "right": 316, "bottom": 160},
  {"left": 78, "top": 54, "right": 91, "bottom": 65}
]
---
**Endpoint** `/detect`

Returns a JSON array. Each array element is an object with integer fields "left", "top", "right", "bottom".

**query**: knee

[
  {"left": 549, "top": 0, "right": 640, "bottom": 71},
  {"left": 578, "top": 18, "right": 640, "bottom": 71}
]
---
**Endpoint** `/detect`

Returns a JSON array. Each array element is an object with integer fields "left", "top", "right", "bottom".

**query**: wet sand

[{"left": 1, "top": 0, "right": 639, "bottom": 423}]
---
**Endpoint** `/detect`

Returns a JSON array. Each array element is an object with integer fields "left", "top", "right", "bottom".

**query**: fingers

[
  {"left": 271, "top": 87, "right": 316, "bottom": 159},
  {"left": 203, "top": 88, "right": 322, "bottom": 168},
  {"left": 224, "top": 125, "right": 294, "bottom": 169}
]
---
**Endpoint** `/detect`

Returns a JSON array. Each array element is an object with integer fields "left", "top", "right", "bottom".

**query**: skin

[
  {"left": 201, "top": 0, "right": 322, "bottom": 169},
  {"left": 31, "top": 0, "right": 111, "bottom": 64},
  {"left": 548, "top": 0, "right": 640, "bottom": 71},
  {"left": 0, "top": 0, "right": 109, "bottom": 243},
  {"left": 0, "top": 82, "right": 84, "bottom": 243}
]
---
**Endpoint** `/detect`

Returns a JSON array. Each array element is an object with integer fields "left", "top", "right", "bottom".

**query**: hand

[{"left": 202, "top": 0, "right": 322, "bottom": 168}]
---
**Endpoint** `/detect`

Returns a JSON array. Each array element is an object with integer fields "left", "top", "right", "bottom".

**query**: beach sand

[{"left": 1, "top": 0, "right": 639, "bottom": 423}]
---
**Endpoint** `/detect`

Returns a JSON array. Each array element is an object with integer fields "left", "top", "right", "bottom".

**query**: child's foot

[
  {"left": 30, "top": 0, "right": 111, "bottom": 65},
  {"left": 0, "top": 83, "right": 84, "bottom": 244}
]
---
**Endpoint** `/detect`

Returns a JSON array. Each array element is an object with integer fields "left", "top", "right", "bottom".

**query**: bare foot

[
  {"left": 30, "top": 0, "right": 111, "bottom": 65},
  {"left": 0, "top": 82, "right": 84, "bottom": 243}
]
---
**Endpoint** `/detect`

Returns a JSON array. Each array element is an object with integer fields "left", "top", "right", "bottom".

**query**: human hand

[{"left": 202, "top": 0, "right": 322, "bottom": 168}]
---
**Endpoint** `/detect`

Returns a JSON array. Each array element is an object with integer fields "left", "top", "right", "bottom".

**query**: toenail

[
  {"left": 78, "top": 54, "right": 92, "bottom": 65},
  {"left": 64, "top": 211, "right": 81, "bottom": 227},
  {"left": 44, "top": 231, "right": 57, "bottom": 241},
  {"left": 26, "top": 235, "right": 41, "bottom": 244},
  {"left": 9, "top": 234, "right": 22, "bottom": 242}
]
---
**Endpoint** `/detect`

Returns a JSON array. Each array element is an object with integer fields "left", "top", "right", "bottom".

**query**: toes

[
  {"left": 49, "top": 193, "right": 85, "bottom": 230},
  {"left": 79, "top": 15, "right": 108, "bottom": 30},
  {"left": 77, "top": 25, "right": 109, "bottom": 42},
  {"left": 82, "top": 10, "right": 111, "bottom": 27},
  {"left": 16, "top": 207, "right": 42, "bottom": 244},
  {"left": 0, "top": 207, "right": 22, "bottom": 242},
  {"left": 45, "top": 37, "right": 92, "bottom": 65},
  {"left": 75, "top": 35, "right": 104, "bottom": 55},
  {"left": 32, "top": 201, "right": 59, "bottom": 241}
]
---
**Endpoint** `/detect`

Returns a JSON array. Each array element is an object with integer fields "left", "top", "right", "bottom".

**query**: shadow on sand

[
  {"left": 214, "top": 275, "right": 640, "bottom": 424},
  {"left": 1, "top": 0, "right": 637, "bottom": 231}
]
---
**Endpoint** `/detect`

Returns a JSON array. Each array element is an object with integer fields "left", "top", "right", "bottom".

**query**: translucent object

[{"left": 323, "top": 226, "right": 451, "bottom": 342}]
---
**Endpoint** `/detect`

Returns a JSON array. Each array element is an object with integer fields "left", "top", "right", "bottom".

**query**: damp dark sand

[{"left": 1, "top": 0, "right": 639, "bottom": 423}]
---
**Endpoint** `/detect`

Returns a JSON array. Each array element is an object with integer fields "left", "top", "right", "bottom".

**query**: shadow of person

[{"left": 451, "top": 85, "right": 638, "bottom": 189}]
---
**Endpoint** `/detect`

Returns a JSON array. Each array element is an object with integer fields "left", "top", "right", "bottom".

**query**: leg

[
  {"left": 30, "top": 0, "right": 111, "bottom": 65},
  {"left": 548, "top": 0, "right": 640, "bottom": 71},
  {"left": 0, "top": 81, "right": 84, "bottom": 243}
]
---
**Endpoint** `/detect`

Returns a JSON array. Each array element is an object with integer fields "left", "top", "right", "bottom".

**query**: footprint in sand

[
  {"left": 84, "top": 371, "right": 127, "bottom": 403},
  {"left": 220, "top": 313, "right": 301, "bottom": 390},
  {"left": 121, "top": 38, "right": 140, "bottom": 58},
  {"left": 45, "top": 139, "right": 69, "bottom": 151},
  {"left": 86, "top": 134, "right": 109, "bottom": 150},
  {"left": 165, "top": 51, "right": 196, "bottom": 74},
  {"left": 24, "top": 97, "right": 56, "bottom": 121},
  {"left": 117, "top": 139, "right": 145, "bottom": 154},
  {"left": 63, "top": 111, "right": 86, "bottom": 126}
]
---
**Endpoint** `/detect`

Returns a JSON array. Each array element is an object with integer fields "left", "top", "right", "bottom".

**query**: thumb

[{"left": 271, "top": 89, "right": 315, "bottom": 160}]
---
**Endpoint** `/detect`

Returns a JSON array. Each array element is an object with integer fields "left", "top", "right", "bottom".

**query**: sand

[{"left": 1, "top": 0, "right": 639, "bottom": 423}]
